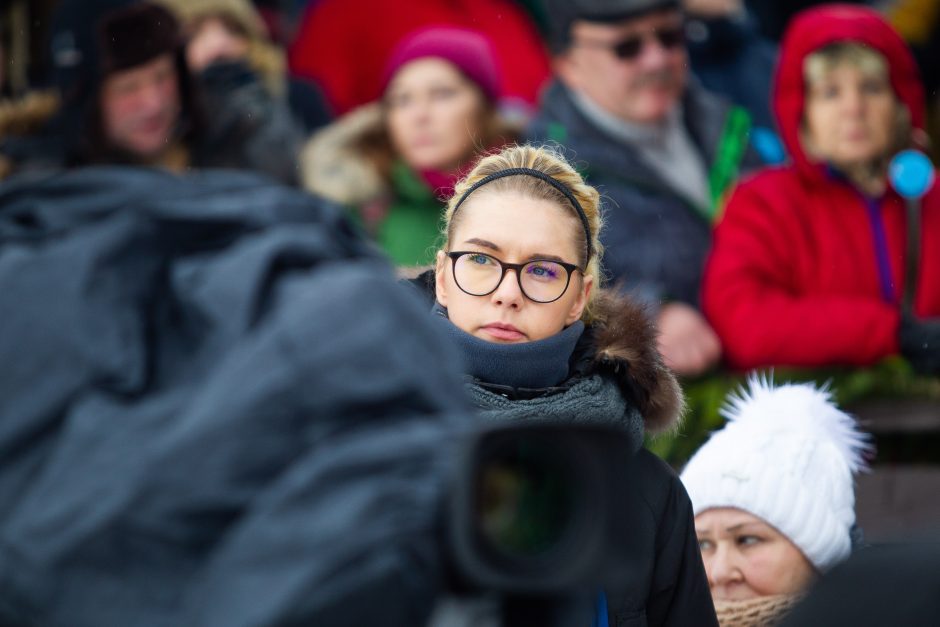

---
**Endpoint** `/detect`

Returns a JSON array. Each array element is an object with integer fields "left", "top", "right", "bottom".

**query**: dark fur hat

[
  {"left": 48, "top": 0, "right": 201, "bottom": 165},
  {"left": 98, "top": 3, "right": 181, "bottom": 75}
]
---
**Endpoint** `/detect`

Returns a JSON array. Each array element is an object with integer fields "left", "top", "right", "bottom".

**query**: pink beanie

[{"left": 380, "top": 26, "right": 502, "bottom": 102}]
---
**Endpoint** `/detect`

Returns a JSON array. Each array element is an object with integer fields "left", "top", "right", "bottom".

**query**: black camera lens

[{"left": 476, "top": 438, "right": 577, "bottom": 560}]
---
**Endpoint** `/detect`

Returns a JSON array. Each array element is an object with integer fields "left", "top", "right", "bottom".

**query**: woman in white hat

[{"left": 681, "top": 377, "right": 872, "bottom": 626}]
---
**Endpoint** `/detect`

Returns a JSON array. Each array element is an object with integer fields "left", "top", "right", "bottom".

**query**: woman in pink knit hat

[{"left": 301, "top": 26, "right": 519, "bottom": 267}]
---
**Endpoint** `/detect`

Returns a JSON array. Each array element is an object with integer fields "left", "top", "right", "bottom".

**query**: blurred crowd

[
  {"left": 2, "top": 0, "right": 939, "bottom": 378},
  {"left": 0, "top": 0, "right": 939, "bottom": 626}
]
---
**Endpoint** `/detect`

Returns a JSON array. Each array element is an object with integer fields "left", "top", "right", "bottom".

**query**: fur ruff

[
  {"left": 590, "top": 289, "right": 685, "bottom": 434},
  {"left": 300, "top": 102, "right": 387, "bottom": 206},
  {"left": 0, "top": 91, "right": 60, "bottom": 138}
]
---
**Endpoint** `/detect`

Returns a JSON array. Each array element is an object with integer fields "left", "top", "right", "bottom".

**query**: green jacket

[{"left": 376, "top": 162, "right": 445, "bottom": 267}]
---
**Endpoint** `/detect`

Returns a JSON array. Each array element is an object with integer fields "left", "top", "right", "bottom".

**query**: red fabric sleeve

[{"left": 702, "top": 179, "right": 901, "bottom": 370}]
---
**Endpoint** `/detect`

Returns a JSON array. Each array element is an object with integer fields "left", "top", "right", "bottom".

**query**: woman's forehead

[{"left": 452, "top": 191, "right": 581, "bottom": 256}]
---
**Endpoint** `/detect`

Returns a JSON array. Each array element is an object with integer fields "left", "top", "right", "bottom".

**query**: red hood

[{"left": 774, "top": 4, "right": 925, "bottom": 180}]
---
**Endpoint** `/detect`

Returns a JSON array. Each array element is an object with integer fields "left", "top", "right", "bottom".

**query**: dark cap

[{"left": 542, "top": 0, "right": 681, "bottom": 53}]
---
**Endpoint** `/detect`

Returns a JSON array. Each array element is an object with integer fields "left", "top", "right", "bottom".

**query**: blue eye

[
  {"left": 525, "top": 263, "right": 561, "bottom": 280},
  {"left": 467, "top": 253, "right": 494, "bottom": 266},
  {"left": 737, "top": 535, "right": 762, "bottom": 547}
]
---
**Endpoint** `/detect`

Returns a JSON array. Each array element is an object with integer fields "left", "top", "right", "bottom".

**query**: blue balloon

[{"left": 889, "top": 150, "right": 935, "bottom": 199}]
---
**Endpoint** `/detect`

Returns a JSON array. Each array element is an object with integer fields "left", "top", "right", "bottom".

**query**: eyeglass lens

[
  {"left": 612, "top": 27, "right": 684, "bottom": 60},
  {"left": 454, "top": 253, "right": 571, "bottom": 303}
]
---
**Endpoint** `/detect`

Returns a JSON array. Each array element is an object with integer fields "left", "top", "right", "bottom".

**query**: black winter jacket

[{"left": 409, "top": 272, "right": 718, "bottom": 627}]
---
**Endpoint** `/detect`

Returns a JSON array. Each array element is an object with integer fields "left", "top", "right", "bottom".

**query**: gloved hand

[{"left": 898, "top": 313, "right": 940, "bottom": 375}]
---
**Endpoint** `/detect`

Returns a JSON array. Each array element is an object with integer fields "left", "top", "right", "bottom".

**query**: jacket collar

[{"left": 408, "top": 270, "right": 684, "bottom": 434}]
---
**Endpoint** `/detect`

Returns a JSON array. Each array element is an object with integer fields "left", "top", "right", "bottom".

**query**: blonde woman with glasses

[{"left": 408, "top": 143, "right": 718, "bottom": 626}]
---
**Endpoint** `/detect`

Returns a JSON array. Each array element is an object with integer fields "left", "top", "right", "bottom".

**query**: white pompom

[{"left": 718, "top": 373, "right": 873, "bottom": 473}]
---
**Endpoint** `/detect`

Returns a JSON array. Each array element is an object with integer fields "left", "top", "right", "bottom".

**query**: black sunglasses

[{"left": 573, "top": 26, "right": 685, "bottom": 60}]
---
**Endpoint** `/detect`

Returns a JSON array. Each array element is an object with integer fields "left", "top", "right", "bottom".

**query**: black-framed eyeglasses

[
  {"left": 573, "top": 26, "right": 685, "bottom": 61},
  {"left": 447, "top": 251, "right": 581, "bottom": 304}
]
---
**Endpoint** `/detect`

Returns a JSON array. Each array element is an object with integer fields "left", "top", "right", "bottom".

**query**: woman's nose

[
  {"left": 841, "top": 88, "right": 866, "bottom": 116},
  {"left": 707, "top": 544, "right": 743, "bottom": 588},
  {"left": 491, "top": 268, "right": 524, "bottom": 308}
]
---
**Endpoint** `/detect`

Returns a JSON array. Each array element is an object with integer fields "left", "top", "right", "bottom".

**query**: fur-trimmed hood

[
  {"left": 300, "top": 101, "right": 523, "bottom": 207},
  {"left": 0, "top": 91, "right": 60, "bottom": 139},
  {"left": 405, "top": 270, "right": 684, "bottom": 434},
  {"left": 587, "top": 289, "right": 684, "bottom": 435},
  {"left": 300, "top": 102, "right": 388, "bottom": 206}
]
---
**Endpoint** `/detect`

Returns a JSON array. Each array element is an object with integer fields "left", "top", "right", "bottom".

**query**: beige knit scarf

[{"left": 714, "top": 594, "right": 804, "bottom": 627}]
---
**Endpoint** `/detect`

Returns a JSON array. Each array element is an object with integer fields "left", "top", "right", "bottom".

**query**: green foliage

[{"left": 646, "top": 359, "right": 940, "bottom": 468}]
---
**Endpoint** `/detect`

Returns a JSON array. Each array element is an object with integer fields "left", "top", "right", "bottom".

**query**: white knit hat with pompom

[{"left": 680, "top": 376, "right": 872, "bottom": 571}]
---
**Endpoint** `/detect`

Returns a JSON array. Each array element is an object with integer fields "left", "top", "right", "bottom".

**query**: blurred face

[
  {"left": 185, "top": 17, "right": 250, "bottom": 72},
  {"left": 385, "top": 58, "right": 487, "bottom": 172},
  {"left": 803, "top": 63, "right": 900, "bottom": 167},
  {"left": 100, "top": 54, "right": 180, "bottom": 158},
  {"left": 696, "top": 508, "right": 816, "bottom": 602},
  {"left": 435, "top": 191, "right": 592, "bottom": 343},
  {"left": 557, "top": 10, "right": 687, "bottom": 124}
]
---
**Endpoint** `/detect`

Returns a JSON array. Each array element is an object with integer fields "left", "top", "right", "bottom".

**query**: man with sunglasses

[{"left": 528, "top": 0, "right": 766, "bottom": 377}]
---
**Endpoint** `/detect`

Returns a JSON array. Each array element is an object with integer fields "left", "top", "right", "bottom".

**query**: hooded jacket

[
  {"left": 408, "top": 272, "right": 718, "bottom": 627},
  {"left": 702, "top": 4, "right": 940, "bottom": 369}
]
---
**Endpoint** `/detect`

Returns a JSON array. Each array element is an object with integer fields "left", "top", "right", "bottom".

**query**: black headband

[{"left": 451, "top": 167, "right": 594, "bottom": 264}]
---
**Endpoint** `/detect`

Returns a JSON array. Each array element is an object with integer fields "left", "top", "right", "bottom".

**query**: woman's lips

[{"left": 481, "top": 322, "right": 526, "bottom": 341}]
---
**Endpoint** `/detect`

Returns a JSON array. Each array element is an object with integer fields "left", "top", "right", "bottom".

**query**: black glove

[{"left": 898, "top": 313, "right": 940, "bottom": 375}]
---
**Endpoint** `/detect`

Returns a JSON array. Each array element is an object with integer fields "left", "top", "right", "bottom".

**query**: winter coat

[
  {"left": 410, "top": 272, "right": 718, "bottom": 627},
  {"left": 526, "top": 81, "right": 764, "bottom": 307},
  {"left": 191, "top": 59, "right": 303, "bottom": 184},
  {"left": 0, "top": 167, "right": 473, "bottom": 627},
  {"left": 701, "top": 4, "right": 940, "bottom": 369}
]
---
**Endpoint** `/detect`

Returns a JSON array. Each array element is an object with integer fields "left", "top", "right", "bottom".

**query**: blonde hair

[
  {"left": 440, "top": 144, "right": 605, "bottom": 323},
  {"left": 804, "top": 42, "right": 889, "bottom": 86}
]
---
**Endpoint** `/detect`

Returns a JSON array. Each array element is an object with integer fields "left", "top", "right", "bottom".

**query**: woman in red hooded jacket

[{"left": 702, "top": 4, "right": 940, "bottom": 374}]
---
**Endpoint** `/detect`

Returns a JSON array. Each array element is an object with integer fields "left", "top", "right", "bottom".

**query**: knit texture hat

[
  {"left": 680, "top": 377, "right": 872, "bottom": 571},
  {"left": 380, "top": 26, "right": 501, "bottom": 102},
  {"left": 541, "top": 0, "right": 681, "bottom": 53}
]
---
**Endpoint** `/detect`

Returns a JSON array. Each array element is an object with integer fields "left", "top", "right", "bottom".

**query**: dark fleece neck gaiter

[{"left": 431, "top": 303, "right": 584, "bottom": 389}]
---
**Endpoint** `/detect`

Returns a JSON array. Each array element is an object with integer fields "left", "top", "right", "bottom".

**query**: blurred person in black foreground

[{"left": 0, "top": 163, "right": 654, "bottom": 626}]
